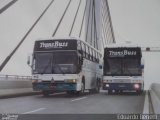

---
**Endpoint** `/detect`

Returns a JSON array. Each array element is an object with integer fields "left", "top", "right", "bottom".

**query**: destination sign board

[
  {"left": 34, "top": 39, "right": 77, "bottom": 51},
  {"left": 105, "top": 47, "right": 141, "bottom": 58}
]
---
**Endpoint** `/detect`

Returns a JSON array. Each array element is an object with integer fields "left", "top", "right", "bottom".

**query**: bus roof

[
  {"left": 35, "top": 37, "right": 102, "bottom": 54},
  {"left": 36, "top": 36, "right": 80, "bottom": 41},
  {"left": 105, "top": 43, "right": 141, "bottom": 48}
]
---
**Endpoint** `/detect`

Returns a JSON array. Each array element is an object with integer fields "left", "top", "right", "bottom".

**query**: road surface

[{"left": 0, "top": 91, "right": 145, "bottom": 114}]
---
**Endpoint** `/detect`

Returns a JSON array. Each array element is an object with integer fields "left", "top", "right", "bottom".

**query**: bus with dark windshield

[
  {"left": 102, "top": 46, "right": 144, "bottom": 94},
  {"left": 28, "top": 37, "right": 102, "bottom": 96}
]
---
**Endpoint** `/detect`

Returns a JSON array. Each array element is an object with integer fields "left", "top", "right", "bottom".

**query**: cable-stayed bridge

[
  {"left": 0, "top": 0, "right": 115, "bottom": 75},
  {"left": 0, "top": 0, "right": 160, "bottom": 117}
]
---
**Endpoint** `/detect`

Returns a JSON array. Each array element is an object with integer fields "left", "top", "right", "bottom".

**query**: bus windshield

[
  {"left": 33, "top": 51, "right": 78, "bottom": 74},
  {"left": 103, "top": 58, "right": 142, "bottom": 76}
]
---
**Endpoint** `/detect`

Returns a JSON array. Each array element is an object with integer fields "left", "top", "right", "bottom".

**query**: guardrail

[
  {"left": 0, "top": 74, "right": 32, "bottom": 81},
  {"left": 149, "top": 83, "right": 160, "bottom": 114},
  {"left": 0, "top": 74, "right": 38, "bottom": 98}
]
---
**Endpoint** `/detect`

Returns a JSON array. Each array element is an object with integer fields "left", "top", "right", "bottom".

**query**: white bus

[
  {"left": 28, "top": 37, "right": 103, "bottom": 96},
  {"left": 102, "top": 46, "right": 144, "bottom": 94}
]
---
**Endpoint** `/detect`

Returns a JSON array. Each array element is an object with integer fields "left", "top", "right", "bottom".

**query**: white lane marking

[
  {"left": 143, "top": 91, "right": 149, "bottom": 114},
  {"left": 22, "top": 108, "right": 46, "bottom": 114},
  {"left": 71, "top": 97, "right": 87, "bottom": 102},
  {"left": 52, "top": 92, "right": 66, "bottom": 95}
]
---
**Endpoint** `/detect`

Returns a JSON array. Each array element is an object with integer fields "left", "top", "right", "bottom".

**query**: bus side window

[
  {"left": 78, "top": 41, "right": 83, "bottom": 54},
  {"left": 81, "top": 42, "right": 85, "bottom": 58},
  {"left": 97, "top": 53, "right": 100, "bottom": 63},
  {"left": 89, "top": 48, "right": 92, "bottom": 61},
  {"left": 77, "top": 41, "right": 81, "bottom": 51},
  {"left": 91, "top": 49, "right": 94, "bottom": 61},
  {"left": 96, "top": 52, "right": 98, "bottom": 62},
  {"left": 86, "top": 46, "right": 89, "bottom": 59},
  {"left": 93, "top": 50, "right": 96, "bottom": 62},
  {"left": 95, "top": 51, "right": 97, "bottom": 62},
  {"left": 32, "top": 55, "right": 36, "bottom": 71}
]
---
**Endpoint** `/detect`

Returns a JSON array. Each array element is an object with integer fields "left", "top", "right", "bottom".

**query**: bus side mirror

[
  {"left": 78, "top": 57, "right": 83, "bottom": 72},
  {"left": 80, "top": 58, "right": 83, "bottom": 65},
  {"left": 140, "top": 64, "right": 144, "bottom": 69},
  {"left": 141, "top": 59, "right": 144, "bottom": 69},
  {"left": 27, "top": 55, "right": 32, "bottom": 67},
  {"left": 99, "top": 65, "right": 102, "bottom": 69},
  {"left": 79, "top": 56, "right": 83, "bottom": 65}
]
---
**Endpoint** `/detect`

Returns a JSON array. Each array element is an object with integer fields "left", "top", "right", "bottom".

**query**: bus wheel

[
  {"left": 42, "top": 91, "right": 50, "bottom": 97},
  {"left": 81, "top": 82, "right": 85, "bottom": 94},
  {"left": 119, "top": 90, "right": 123, "bottom": 94},
  {"left": 95, "top": 80, "right": 100, "bottom": 93},
  {"left": 136, "top": 90, "right": 143, "bottom": 95},
  {"left": 66, "top": 91, "right": 72, "bottom": 95},
  {"left": 108, "top": 90, "right": 112, "bottom": 95},
  {"left": 115, "top": 90, "right": 119, "bottom": 94}
]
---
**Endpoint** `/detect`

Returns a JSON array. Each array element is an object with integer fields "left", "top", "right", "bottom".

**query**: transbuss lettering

[
  {"left": 40, "top": 41, "right": 68, "bottom": 48},
  {"left": 109, "top": 50, "right": 136, "bottom": 56}
]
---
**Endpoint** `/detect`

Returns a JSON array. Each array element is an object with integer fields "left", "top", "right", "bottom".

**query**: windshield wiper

[
  {"left": 41, "top": 59, "right": 52, "bottom": 75},
  {"left": 111, "top": 68, "right": 121, "bottom": 75},
  {"left": 123, "top": 68, "right": 132, "bottom": 74},
  {"left": 55, "top": 64, "right": 65, "bottom": 75}
]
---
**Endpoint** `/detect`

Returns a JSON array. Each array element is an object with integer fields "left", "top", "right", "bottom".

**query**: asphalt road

[{"left": 0, "top": 91, "right": 145, "bottom": 114}]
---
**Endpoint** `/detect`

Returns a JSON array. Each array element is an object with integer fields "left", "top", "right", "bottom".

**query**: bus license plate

[{"left": 119, "top": 85, "right": 125, "bottom": 87}]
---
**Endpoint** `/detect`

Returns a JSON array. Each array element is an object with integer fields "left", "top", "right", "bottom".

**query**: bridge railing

[
  {"left": 0, "top": 74, "right": 37, "bottom": 97},
  {"left": 0, "top": 74, "right": 32, "bottom": 81},
  {"left": 149, "top": 83, "right": 160, "bottom": 114}
]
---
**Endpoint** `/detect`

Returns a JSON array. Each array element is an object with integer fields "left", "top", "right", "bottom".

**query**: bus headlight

[
  {"left": 32, "top": 79, "right": 38, "bottom": 83},
  {"left": 32, "top": 75, "right": 38, "bottom": 79},
  {"left": 103, "top": 80, "right": 112, "bottom": 83},
  {"left": 133, "top": 80, "right": 142, "bottom": 83},
  {"left": 134, "top": 84, "right": 140, "bottom": 89},
  {"left": 103, "top": 80, "right": 108, "bottom": 83},
  {"left": 65, "top": 79, "right": 77, "bottom": 83},
  {"left": 106, "top": 84, "right": 110, "bottom": 87},
  {"left": 32, "top": 79, "right": 42, "bottom": 83}
]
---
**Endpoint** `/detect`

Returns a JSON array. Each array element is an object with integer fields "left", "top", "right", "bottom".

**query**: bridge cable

[
  {"left": 0, "top": 0, "right": 55, "bottom": 72},
  {"left": 102, "top": 10, "right": 107, "bottom": 45},
  {"left": 93, "top": 9, "right": 96, "bottom": 49},
  {"left": 90, "top": 0, "right": 93, "bottom": 46},
  {"left": 106, "top": 0, "right": 116, "bottom": 43},
  {"left": 69, "top": 0, "right": 82, "bottom": 36},
  {"left": 93, "top": 0, "right": 97, "bottom": 49},
  {"left": 93, "top": 0, "right": 99, "bottom": 50},
  {"left": 79, "top": 0, "right": 88, "bottom": 38},
  {"left": 85, "top": 0, "right": 92, "bottom": 42},
  {"left": 99, "top": 1, "right": 106, "bottom": 49},
  {"left": 0, "top": 0, "right": 18, "bottom": 14},
  {"left": 101, "top": 2, "right": 107, "bottom": 46},
  {"left": 52, "top": 0, "right": 72, "bottom": 37}
]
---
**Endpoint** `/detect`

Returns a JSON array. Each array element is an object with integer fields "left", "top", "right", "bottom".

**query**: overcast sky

[
  {"left": 108, "top": 0, "right": 160, "bottom": 46},
  {"left": 0, "top": 0, "right": 160, "bottom": 89}
]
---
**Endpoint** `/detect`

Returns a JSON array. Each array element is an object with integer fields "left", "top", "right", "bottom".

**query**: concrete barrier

[
  {"left": 0, "top": 75, "right": 40, "bottom": 98},
  {"left": 149, "top": 83, "right": 160, "bottom": 114}
]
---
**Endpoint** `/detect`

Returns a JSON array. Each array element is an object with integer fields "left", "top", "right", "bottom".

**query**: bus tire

[
  {"left": 66, "top": 91, "right": 73, "bottom": 95},
  {"left": 42, "top": 91, "right": 50, "bottom": 97},
  {"left": 95, "top": 79, "right": 100, "bottom": 93},
  {"left": 108, "top": 90, "right": 112, "bottom": 95},
  {"left": 80, "top": 81, "right": 85, "bottom": 95},
  {"left": 115, "top": 90, "right": 119, "bottom": 94},
  {"left": 119, "top": 90, "right": 123, "bottom": 94},
  {"left": 136, "top": 90, "right": 143, "bottom": 95},
  {"left": 76, "top": 81, "right": 85, "bottom": 95}
]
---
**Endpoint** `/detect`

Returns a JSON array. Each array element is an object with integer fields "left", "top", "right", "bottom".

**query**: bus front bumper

[
  {"left": 32, "top": 82, "right": 77, "bottom": 92},
  {"left": 103, "top": 83, "right": 143, "bottom": 91}
]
